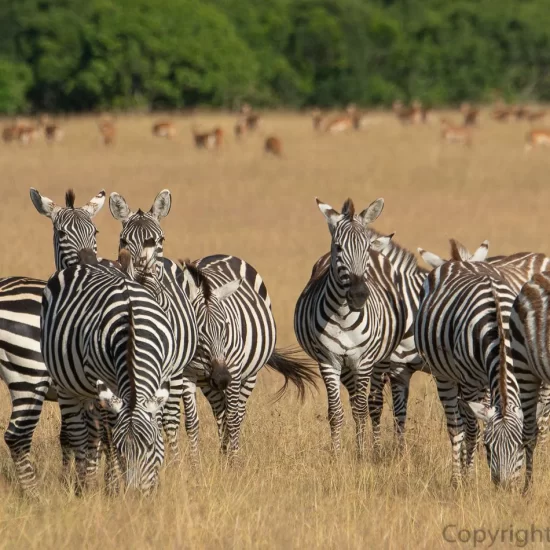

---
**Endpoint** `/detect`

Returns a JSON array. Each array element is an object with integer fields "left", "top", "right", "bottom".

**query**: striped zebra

[
  {"left": 41, "top": 257, "right": 175, "bottom": 493},
  {"left": 109, "top": 190, "right": 197, "bottom": 454},
  {"left": 0, "top": 188, "right": 105, "bottom": 494},
  {"left": 414, "top": 242, "right": 523, "bottom": 488},
  {"left": 294, "top": 198, "right": 406, "bottom": 457},
  {"left": 509, "top": 272, "right": 550, "bottom": 491},
  {"left": 179, "top": 256, "right": 317, "bottom": 459},
  {"left": 372, "top": 238, "right": 550, "bottom": 451}
]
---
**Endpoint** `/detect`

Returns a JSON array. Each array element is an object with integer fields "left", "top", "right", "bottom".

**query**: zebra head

[
  {"left": 109, "top": 190, "right": 171, "bottom": 280},
  {"left": 468, "top": 400, "right": 523, "bottom": 488},
  {"left": 97, "top": 380, "right": 169, "bottom": 494},
  {"left": 182, "top": 262, "right": 242, "bottom": 390},
  {"left": 316, "top": 197, "right": 387, "bottom": 309},
  {"left": 30, "top": 188, "right": 105, "bottom": 270}
]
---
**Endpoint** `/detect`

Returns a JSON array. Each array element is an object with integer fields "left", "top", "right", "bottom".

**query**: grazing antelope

[
  {"left": 524, "top": 129, "right": 550, "bottom": 151},
  {"left": 264, "top": 136, "right": 282, "bottom": 157},
  {"left": 192, "top": 125, "right": 223, "bottom": 150},
  {"left": 152, "top": 121, "right": 176, "bottom": 139},
  {"left": 440, "top": 118, "right": 472, "bottom": 146},
  {"left": 98, "top": 118, "right": 116, "bottom": 146},
  {"left": 460, "top": 103, "right": 479, "bottom": 126}
]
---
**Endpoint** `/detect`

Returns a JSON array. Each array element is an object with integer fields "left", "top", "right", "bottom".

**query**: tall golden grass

[{"left": 1, "top": 111, "right": 550, "bottom": 549}]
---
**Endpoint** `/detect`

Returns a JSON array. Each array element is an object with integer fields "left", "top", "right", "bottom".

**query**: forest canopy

[{"left": 0, "top": 0, "right": 549, "bottom": 113}]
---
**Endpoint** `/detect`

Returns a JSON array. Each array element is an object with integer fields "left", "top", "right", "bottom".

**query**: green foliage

[{"left": 0, "top": 0, "right": 549, "bottom": 112}]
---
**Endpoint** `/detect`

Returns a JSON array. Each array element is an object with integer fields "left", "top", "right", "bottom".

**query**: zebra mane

[
  {"left": 126, "top": 300, "right": 137, "bottom": 412},
  {"left": 181, "top": 259, "right": 213, "bottom": 304},
  {"left": 341, "top": 198, "right": 355, "bottom": 220},
  {"left": 65, "top": 189, "right": 76, "bottom": 209},
  {"left": 367, "top": 228, "right": 427, "bottom": 274},
  {"left": 118, "top": 249, "right": 132, "bottom": 274},
  {"left": 489, "top": 278, "right": 508, "bottom": 410}
]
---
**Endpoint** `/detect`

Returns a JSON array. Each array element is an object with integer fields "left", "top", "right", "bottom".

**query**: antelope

[
  {"left": 240, "top": 103, "right": 260, "bottom": 131},
  {"left": 234, "top": 118, "right": 246, "bottom": 139},
  {"left": 513, "top": 105, "right": 529, "bottom": 120},
  {"left": 527, "top": 109, "right": 546, "bottom": 122},
  {"left": 524, "top": 129, "right": 550, "bottom": 151},
  {"left": 152, "top": 121, "right": 176, "bottom": 139},
  {"left": 98, "top": 118, "right": 116, "bottom": 146},
  {"left": 393, "top": 100, "right": 422, "bottom": 124},
  {"left": 323, "top": 115, "right": 353, "bottom": 134},
  {"left": 39, "top": 115, "right": 64, "bottom": 143},
  {"left": 264, "top": 136, "right": 282, "bottom": 156},
  {"left": 192, "top": 126, "right": 223, "bottom": 150},
  {"left": 440, "top": 118, "right": 472, "bottom": 146},
  {"left": 346, "top": 103, "right": 368, "bottom": 129},
  {"left": 491, "top": 100, "right": 513, "bottom": 122},
  {"left": 460, "top": 103, "right": 479, "bottom": 126}
]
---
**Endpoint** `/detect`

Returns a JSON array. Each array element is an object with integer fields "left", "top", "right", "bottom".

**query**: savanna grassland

[{"left": 1, "top": 111, "right": 550, "bottom": 549}]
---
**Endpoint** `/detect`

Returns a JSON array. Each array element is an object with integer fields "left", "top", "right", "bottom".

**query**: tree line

[{"left": 0, "top": 0, "right": 549, "bottom": 114}]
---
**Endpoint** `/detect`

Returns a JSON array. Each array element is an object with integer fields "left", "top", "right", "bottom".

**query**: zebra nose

[
  {"left": 210, "top": 360, "right": 231, "bottom": 390},
  {"left": 347, "top": 276, "right": 368, "bottom": 309}
]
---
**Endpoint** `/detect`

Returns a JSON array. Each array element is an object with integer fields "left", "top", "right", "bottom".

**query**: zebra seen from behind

[
  {"left": 414, "top": 240, "right": 523, "bottom": 488},
  {"left": 41, "top": 257, "right": 175, "bottom": 493},
  {"left": 294, "top": 197, "right": 406, "bottom": 457},
  {"left": 0, "top": 188, "right": 105, "bottom": 495},
  {"left": 179, "top": 258, "right": 317, "bottom": 460}
]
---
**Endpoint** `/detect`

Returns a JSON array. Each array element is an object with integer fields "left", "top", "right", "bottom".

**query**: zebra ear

[
  {"left": 150, "top": 190, "right": 171, "bottom": 221},
  {"left": 419, "top": 248, "right": 445, "bottom": 269},
  {"left": 144, "top": 382, "right": 170, "bottom": 413},
  {"left": 30, "top": 188, "right": 62, "bottom": 221},
  {"left": 212, "top": 278, "right": 242, "bottom": 301},
  {"left": 97, "top": 380, "right": 123, "bottom": 414},
  {"left": 81, "top": 190, "right": 106, "bottom": 218},
  {"left": 470, "top": 240, "right": 490, "bottom": 262},
  {"left": 468, "top": 402, "right": 496, "bottom": 423},
  {"left": 181, "top": 263, "right": 200, "bottom": 301},
  {"left": 316, "top": 198, "right": 342, "bottom": 229},
  {"left": 359, "top": 198, "right": 384, "bottom": 226},
  {"left": 371, "top": 232, "right": 394, "bottom": 252},
  {"left": 109, "top": 192, "right": 133, "bottom": 223}
]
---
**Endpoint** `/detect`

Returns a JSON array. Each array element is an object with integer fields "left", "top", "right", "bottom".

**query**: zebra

[
  {"left": 509, "top": 272, "right": 550, "bottom": 491},
  {"left": 109, "top": 190, "right": 197, "bottom": 455},
  {"left": 371, "top": 236, "right": 550, "bottom": 451},
  {"left": 0, "top": 188, "right": 105, "bottom": 494},
  {"left": 178, "top": 257, "right": 318, "bottom": 459},
  {"left": 294, "top": 197, "right": 406, "bottom": 457},
  {"left": 414, "top": 242, "right": 523, "bottom": 488},
  {"left": 41, "top": 257, "right": 175, "bottom": 493}
]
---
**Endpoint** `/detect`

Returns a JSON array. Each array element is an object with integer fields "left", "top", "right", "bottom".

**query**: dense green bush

[{"left": 0, "top": 0, "right": 549, "bottom": 112}]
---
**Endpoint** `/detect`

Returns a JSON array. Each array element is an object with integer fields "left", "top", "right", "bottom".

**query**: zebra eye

[
  {"left": 57, "top": 229, "right": 66, "bottom": 238},
  {"left": 334, "top": 244, "right": 343, "bottom": 253},
  {"left": 120, "top": 238, "right": 128, "bottom": 248}
]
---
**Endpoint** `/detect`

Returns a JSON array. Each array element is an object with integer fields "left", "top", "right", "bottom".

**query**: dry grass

[{"left": 1, "top": 110, "right": 550, "bottom": 549}]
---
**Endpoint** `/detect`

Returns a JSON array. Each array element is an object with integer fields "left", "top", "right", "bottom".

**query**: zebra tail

[
  {"left": 489, "top": 278, "right": 509, "bottom": 409},
  {"left": 266, "top": 347, "right": 319, "bottom": 403}
]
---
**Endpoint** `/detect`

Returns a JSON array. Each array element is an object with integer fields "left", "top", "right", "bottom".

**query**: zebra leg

[
  {"left": 201, "top": 386, "right": 227, "bottom": 452},
  {"left": 182, "top": 379, "right": 200, "bottom": 464},
  {"left": 59, "top": 415, "right": 72, "bottom": 469},
  {"left": 161, "top": 369, "right": 184, "bottom": 457},
  {"left": 84, "top": 403, "right": 103, "bottom": 488},
  {"left": 320, "top": 363, "right": 344, "bottom": 455},
  {"left": 436, "top": 378, "right": 464, "bottom": 488},
  {"left": 536, "top": 382, "right": 550, "bottom": 445},
  {"left": 389, "top": 366, "right": 414, "bottom": 452},
  {"left": 343, "top": 365, "right": 370, "bottom": 460},
  {"left": 3, "top": 380, "right": 49, "bottom": 496},
  {"left": 368, "top": 362, "right": 388, "bottom": 457},
  {"left": 224, "top": 379, "right": 242, "bottom": 460},
  {"left": 458, "top": 388, "right": 484, "bottom": 480},
  {"left": 58, "top": 394, "right": 89, "bottom": 495},
  {"left": 234, "top": 374, "right": 258, "bottom": 449},
  {"left": 99, "top": 408, "right": 121, "bottom": 496}
]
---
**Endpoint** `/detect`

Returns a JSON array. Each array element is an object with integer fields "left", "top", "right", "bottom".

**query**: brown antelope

[
  {"left": 240, "top": 103, "right": 260, "bottom": 131},
  {"left": 264, "top": 136, "right": 282, "bottom": 157},
  {"left": 524, "top": 129, "right": 550, "bottom": 151},
  {"left": 323, "top": 115, "right": 353, "bottom": 133},
  {"left": 393, "top": 100, "right": 422, "bottom": 124},
  {"left": 346, "top": 103, "right": 368, "bottom": 129},
  {"left": 192, "top": 126, "right": 223, "bottom": 150},
  {"left": 39, "top": 115, "right": 64, "bottom": 143},
  {"left": 513, "top": 105, "right": 529, "bottom": 120},
  {"left": 491, "top": 100, "right": 513, "bottom": 122},
  {"left": 460, "top": 102, "right": 479, "bottom": 126},
  {"left": 152, "top": 121, "right": 176, "bottom": 139},
  {"left": 312, "top": 108, "right": 324, "bottom": 131},
  {"left": 234, "top": 118, "right": 246, "bottom": 139},
  {"left": 527, "top": 109, "right": 546, "bottom": 122},
  {"left": 98, "top": 118, "right": 116, "bottom": 146},
  {"left": 440, "top": 118, "right": 472, "bottom": 146}
]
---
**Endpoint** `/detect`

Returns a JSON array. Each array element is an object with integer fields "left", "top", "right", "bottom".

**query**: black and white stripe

[
  {"left": 109, "top": 190, "right": 197, "bottom": 455},
  {"left": 41, "top": 260, "right": 175, "bottom": 493},
  {"left": 294, "top": 198, "right": 406, "bottom": 456},
  {"left": 0, "top": 188, "right": 105, "bottom": 494},
  {"left": 414, "top": 245, "right": 523, "bottom": 488},
  {"left": 179, "top": 255, "right": 317, "bottom": 459}
]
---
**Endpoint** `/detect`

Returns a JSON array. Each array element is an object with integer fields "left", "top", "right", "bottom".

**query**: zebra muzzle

[
  {"left": 347, "top": 276, "right": 369, "bottom": 309},
  {"left": 210, "top": 361, "right": 232, "bottom": 391}
]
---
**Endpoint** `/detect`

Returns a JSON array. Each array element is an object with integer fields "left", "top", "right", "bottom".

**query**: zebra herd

[{"left": 2, "top": 190, "right": 550, "bottom": 497}]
